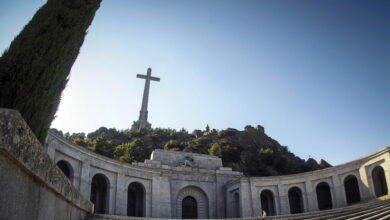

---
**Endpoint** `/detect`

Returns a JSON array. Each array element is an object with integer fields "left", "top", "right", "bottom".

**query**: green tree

[
  {"left": 113, "top": 138, "right": 148, "bottom": 163},
  {"left": 164, "top": 140, "right": 183, "bottom": 151},
  {"left": 93, "top": 135, "right": 114, "bottom": 158},
  {"left": 128, "top": 138, "right": 148, "bottom": 162},
  {"left": 0, "top": 0, "right": 101, "bottom": 144},
  {"left": 114, "top": 143, "right": 132, "bottom": 163},
  {"left": 208, "top": 143, "right": 222, "bottom": 158}
]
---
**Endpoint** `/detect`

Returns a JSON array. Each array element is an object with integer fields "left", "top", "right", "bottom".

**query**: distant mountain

[{"left": 51, "top": 125, "right": 331, "bottom": 176}]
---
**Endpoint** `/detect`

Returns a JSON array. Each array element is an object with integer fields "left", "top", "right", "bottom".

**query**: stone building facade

[{"left": 47, "top": 132, "right": 390, "bottom": 218}]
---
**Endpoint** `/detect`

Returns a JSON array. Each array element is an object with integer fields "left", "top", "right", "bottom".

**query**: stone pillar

[
  {"left": 46, "top": 143, "right": 55, "bottom": 160},
  {"left": 115, "top": 173, "right": 127, "bottom": 215},
  {"left": 360, "top": 165, "right": 375, "bottom": 200},
  {"left": 383, "top": 155, "right": 390, "bottom": 196},
  {"left": 277, "top": 184, "right": 288, "bottom": 215},
  {"left": 304, "top": 180, "right": 317, "bottom": 211},
  {"left": 302, "top": 185, "right": 309, "bottom": 213},
  {"left": 79, "top": 160, "right": 91, "bottom": 200},
  {"left": 108, "top": 176, "right": 117, "bottom": 215},
  {"left": 332, "top": 174, "right": 346, "bottom": 207},
  {"left": 239, "top": 178, "right": 254, "bottom": 217},
  {"left": 151, "top": 174, "right": 172, "bottom": 218}
]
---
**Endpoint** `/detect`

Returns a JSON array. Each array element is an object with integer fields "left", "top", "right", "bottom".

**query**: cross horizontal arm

[
  {"left": 136, "top": 74, "right": 160, "bottom": 81},
  {"left": 150, "top": 76, "right": 160, "bottom": 81},
  {"left": 136, "top": 74, "right": 147, "bottom": 79}
]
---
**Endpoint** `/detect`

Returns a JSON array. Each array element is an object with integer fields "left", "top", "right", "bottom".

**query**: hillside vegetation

[{"left": 51, "top": 125, "right": 331, "bottom": 176}]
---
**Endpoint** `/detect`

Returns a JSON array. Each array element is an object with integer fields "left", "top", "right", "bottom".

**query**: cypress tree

[{"left": 0, "top": 0, "right": 101, "bottom": 144}]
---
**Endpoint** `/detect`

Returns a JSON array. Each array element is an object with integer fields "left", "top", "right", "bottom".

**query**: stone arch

[
  {"left": 127, "top": 182, "right": 145, "bottom": 217},
  {"left": 260, "top": 189, "right": 276, "bottom": 216},
  {"left": 288, "top": 186, "right": 304, "bottom": 214},
  {"left": 176, "top": 186, "right": 209, "bottom": 219},
  {"left": 56, "top": 160, "right": 73, "bottom": 182},
  {"left": 372, "top": 165, "right": 388, "bottom": 197},
  {"left": 90, "top": 173, "right": 110, "bottom": 214},
  {"left": 232, "top": 192, "right": 240, "bottom": 218},
  {"left": 316, "top": 182, "right": 332, "bottom": 210},
  {"left": 343, "top": 175, "right": 361, "bottom": 204}
]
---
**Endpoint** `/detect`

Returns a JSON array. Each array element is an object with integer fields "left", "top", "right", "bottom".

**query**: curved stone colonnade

[
  {"left": 226, "top": 147, "right": 390, "bottom": 218},
  {"left": 46, "top": 132, "right": 241, "bottom": 218},
  {"left": 47, "top": 131, "right": 390, "bottom": 219}
]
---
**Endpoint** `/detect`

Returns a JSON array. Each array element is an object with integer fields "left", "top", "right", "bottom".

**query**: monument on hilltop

[{"left": 132, "top": 68, "right": 160, "bottom": 129}]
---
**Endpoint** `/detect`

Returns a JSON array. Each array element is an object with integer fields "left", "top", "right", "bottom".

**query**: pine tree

[
  {"left": 0, "top": 0, "right": 101, "bottom": 144},
  {"left": 208, "top": 143, "right": 222, "bottom": 158}
]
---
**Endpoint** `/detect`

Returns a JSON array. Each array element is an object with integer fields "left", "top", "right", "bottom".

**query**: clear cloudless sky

[{"left": 1, "top": 0, "right": 389, "bottom": 165}]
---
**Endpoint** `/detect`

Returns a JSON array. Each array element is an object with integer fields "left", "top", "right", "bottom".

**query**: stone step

[
  {"left": 377, "top": 214, "right": 390, "bottom": 220},
  {"left": 365, "top": 209, "right": 390, "bottom": 220},
  {"left": 327, "top": 202, "right": 390, "bottom": 220},
  {"left": 85, "top": 199, "right": 390, "bottom": 220},
  {"left": 348, "top": 207, "right": 390, "bottom": 220},
  {"left": 306, "top": 199, "right": 390, "bottom": 219},
  {"left": 262, "top": 199, "right": 390, "bottom": 220},
  {"left": 268, "top": 200, "right": 390, "bottom": 220},
  {"left": 333, "top": 206, "right": 390, "bottom": 220}
]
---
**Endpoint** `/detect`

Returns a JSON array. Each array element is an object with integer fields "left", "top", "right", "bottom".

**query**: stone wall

[
  {"left": 0, "top": 108, "right": 93, "bottom": 220},
  {"left": 46, "top": 132, "right": 242, "bottom": 219},
  {"left": 236, "top": 147, "right": 390, "bottom": 217},
  {"left": 46, "top": 121, "right": 390, "bottom": 219}
]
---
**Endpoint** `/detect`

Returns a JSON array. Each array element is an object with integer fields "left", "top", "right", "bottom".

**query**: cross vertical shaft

[{"left": 132, "top": 68, "right": 160, "bottom": 129}]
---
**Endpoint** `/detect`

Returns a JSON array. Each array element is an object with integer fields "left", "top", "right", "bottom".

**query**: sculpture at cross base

[{"left": 132, "top": 68, "right": 160, "bottom": 129}]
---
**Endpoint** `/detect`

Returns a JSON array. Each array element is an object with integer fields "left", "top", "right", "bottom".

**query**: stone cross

[{"left": 132, "top": 68, "right": 160, "bottom": 129}]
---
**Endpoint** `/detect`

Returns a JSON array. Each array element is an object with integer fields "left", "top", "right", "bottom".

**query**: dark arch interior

[
  {"left": 127, "top": 182, "right": 145, "bottom": 217},
  {"left": 232, "top": 192, "right": 240, "bottom": 218},
  {"left": 316, "top": 182, "right": 332, "bottom": 210},
  {"left": 260, "top": 190, "right": 275, "bottom": 216},
  {"left": 56, "top": 160, "right": 72, "bottom": 180},
  {"left": 91, "top": 174, "right": 109, "bottom": 214},
  {"left": 372, "top": 166, "right": 388, "bottom": 197},
  {"left": 288, "top": 187, "right": 304, "bottom": 214},
  {"left": 182, "top": 196, "right": 197, "bottom": 219},
  {"left": 344, "top": 175, "right": 361, "bottom": 204}
]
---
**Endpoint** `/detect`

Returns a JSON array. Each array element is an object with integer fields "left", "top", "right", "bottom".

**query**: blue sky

[{"left": 1, "top": 0, "right": 389, "bottom": 165}]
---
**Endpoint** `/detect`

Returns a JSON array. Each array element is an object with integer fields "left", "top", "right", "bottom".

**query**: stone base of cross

[{"left": 131, "top": 119, "right": 151, "bottom": 129}]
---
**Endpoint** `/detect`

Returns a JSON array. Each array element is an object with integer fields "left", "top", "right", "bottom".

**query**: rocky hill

[{"left": 51, "top": 125, "right": 331, "bottom": 176}]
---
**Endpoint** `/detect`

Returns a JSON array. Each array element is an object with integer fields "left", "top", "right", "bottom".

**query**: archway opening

[
  {"left": 182, "top": 196, "right": 197, "bottom": 219},
  {"left": 127, "top": 182, "right": 145, "bottom": 217},
  {"left": 344, "top": 175, "right": 361, "bottom": 204},
  {"left": 56, "top": 160, "right": 73, "bottom": 181},
  {"left": 372, "top": 166, "right": 388, "bottom": 197},
  {"left": 90, "top": 174, "right": 109, "bottom": 214},
  {"left": 316, "top": 182, "right": 332, "bottom": 210},
  {"left": 232, "top": 192, "right": 240, "bottom": 218},
  {"left": 288, "top": 187, "right": 304, "bottom": 214},
  {"left": 177, "top": 186, "right": 208, "bottom": 219},
  {"left": 260, "top": 190, "right": 275, "bottom": 216}
]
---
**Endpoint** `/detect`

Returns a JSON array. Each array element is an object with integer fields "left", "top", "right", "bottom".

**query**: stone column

[
  {"left": 239, "top": 178, "right": 254, "bottom": 217},
  {"left": 383, "top": 157, "right": 390, "bottom": 196},
  {"left": 277, "top": 184, "right": 288, "bottom": 215},
  {"left": 304, "top": 180, "right": 317, "bottom": 211},
  {"left": 115, "top": 173, "right": 127, "bottom": 215},
  {"left": 332, "top": 174, "right": 346, "bottom": 207},
  {"left": 79, "top": 160, "right": 91, "bottom": 200},
  {"left": 360, "top": 165, "right": 374, "bottom": 200},
  {"left": 108, "top": 175, "right": 117, "bottom": 215},
  {"left": 151, "top": 174, "right": 172, "bottom": 218}
]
